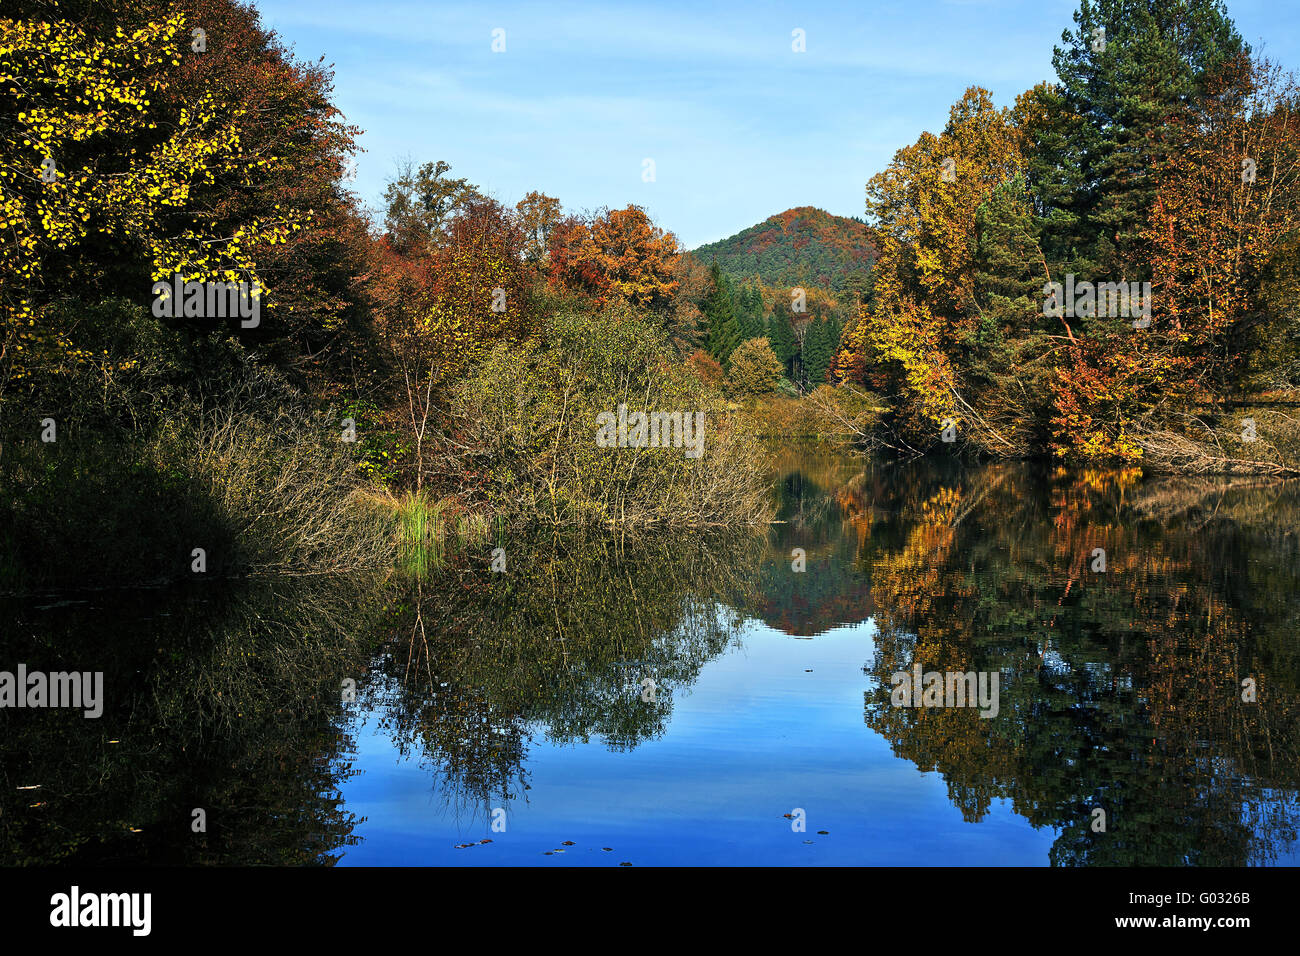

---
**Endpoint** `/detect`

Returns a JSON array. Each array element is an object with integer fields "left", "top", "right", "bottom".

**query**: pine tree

[
  {"left": 704, "top": 262, "right": 740, "bottom": 362},
  {"left": 738, "top": 282, "right": 766, "bottom": 342},
  {"left": 767, "top": 309, "right": 797, "bottom": 376},
  {"left": 803, "top": 318, "right": 834, "bottom": 388},
  {"left": 844, "top": 267, "right": 875, "bottom": 312},
  {"left": 973, "top": 175, "right": 1047, "bottom": 342},
  {"left": 1046, "top": 0, "right": 1246, "bottom": 277}
]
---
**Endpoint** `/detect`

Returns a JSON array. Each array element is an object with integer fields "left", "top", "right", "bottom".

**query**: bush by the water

[{"left": 444, "top": 308, "right": 773, "bottom": 527}]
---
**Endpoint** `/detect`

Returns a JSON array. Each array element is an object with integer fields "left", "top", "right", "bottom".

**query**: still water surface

[{"left": 4, "top": 448, "right": 1298, "bottom": 865}]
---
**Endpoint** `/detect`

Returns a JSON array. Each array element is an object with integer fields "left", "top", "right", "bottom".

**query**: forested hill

[{"left": 691, "top": 207, "right": 875, "bottom": 292}]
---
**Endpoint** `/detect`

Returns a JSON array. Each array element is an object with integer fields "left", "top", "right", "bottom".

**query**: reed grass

[{"left": 381, "top": 490, "right": 495, "bottom": 577}]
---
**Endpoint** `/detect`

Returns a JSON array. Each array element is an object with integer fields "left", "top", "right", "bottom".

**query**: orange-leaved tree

[
  {"left": 550, "top": 205, "right": 680, "bottom": 309},
  {"left": 371, "top": 194, "right": 535, "bottom": 487},
  {"left": 1145, "top": 54, "right": 1300, "bottom": 395}
]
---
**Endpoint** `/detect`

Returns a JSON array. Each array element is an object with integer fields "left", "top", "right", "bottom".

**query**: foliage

[
  {"left": 548, "top": 205, "right": 681, "bottom": 309},
  {"left": 0, "top": 10, "right": 287, "bottom": 403},
  {"left": 0, "top": 367, "right": 395, "bottom": 589},
  {"left": 370, "top": 192, "right": 537, "bottom": 485},
  {"left": 685, "top": 348, "right": 724, "bottom": 386},
  {"left": 693, "top": 206, "right": 876, "bottom": 292},
  {"left": 444, "top": 309, "right": 772, "bottom": 526},
  {"left": 726, "top": 337, "right": 785, "bottom": 397},
  {"left": 515, "top": 190, "right": 562, "bottom": 265},
  {"left": 382, "top": 159, "right": 481, "bottom": 256},
  {"left": 0, "top": 0, "right": 374, "bottom": 410},
  {"left": 832, "top": 0, "right": 1300, "bottom": 467}
]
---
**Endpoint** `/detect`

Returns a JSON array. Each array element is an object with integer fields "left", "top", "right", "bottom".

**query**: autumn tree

[
  {"left": 0, "top": 5, "right": 312, "bottom": 414},
  {"left": 163, "top": 0, "right": 375, "bottom": 395},
  {"left": 383, "top": 159, "right": 481, "bottom": 257},
  {"left": 555, "top": 205, "right": 680, "bottom": 309},
  {"left": 545, "top": 213, "right": 602, "bottom": 300},
  {"left": 1145, "top": 55, "right": 1300, "bottom": 393},
  {"left": 841, "top": 87, "right": 1024, "bottom": 442},
  {"left": 685, "top": 349, "right": 724, "bottom": 387},
  {"left": 726, "top": 337, "right": 784, "bottom": 397},
  {"left": 516, "top": 190, "right": 562, "bottom": 265},
  {"left": 371, "top": 195, "right": 535, "bottom": 486},
  {"left": 666, "top": 252, "right": 713, "bottom": 354},
  {"left": 1048, "top": 53, "right": 1300, "bottom": 461},
  {"left": 0, "top": 0, "right": 383, "bottom": 426}
]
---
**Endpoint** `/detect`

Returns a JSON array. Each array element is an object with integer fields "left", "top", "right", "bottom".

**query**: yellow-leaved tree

[
  {"left": 834, "top": 87, "right": 1023, "bottom": 438},
  {"left": 0, "top": 13, "right": 302, "bottom": 406}
]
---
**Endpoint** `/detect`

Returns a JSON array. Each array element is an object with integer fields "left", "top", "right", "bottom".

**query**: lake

[{"left": 3, "top": 447, "right": 1298, "bottom": 865}]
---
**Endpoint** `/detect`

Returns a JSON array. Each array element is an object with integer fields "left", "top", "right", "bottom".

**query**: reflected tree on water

[
  {"left": 853, "top": 463, "right": 1300, "bottom": 865},
  {"left": 366, "top": 531, "right": 764, "bottom": 821}
]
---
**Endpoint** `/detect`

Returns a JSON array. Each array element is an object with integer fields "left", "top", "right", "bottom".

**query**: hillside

[{"left": 691, "top": 206, "right": 875, "bottom": 292}]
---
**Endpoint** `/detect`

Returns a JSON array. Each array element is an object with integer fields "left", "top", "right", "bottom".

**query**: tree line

[{"left": 829, "top": 0, "right": 1300, "bottom": 470}]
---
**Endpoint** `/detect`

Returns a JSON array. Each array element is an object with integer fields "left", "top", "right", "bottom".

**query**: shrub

[
  {"left": 686, "top": 349, "right": 724, "bottom": 387},
  {"left": 445, "top": 309, "right": 772, "bottom": 526},
  {"left": 0, "top": 375, "right": 396, "bottom": 590}
]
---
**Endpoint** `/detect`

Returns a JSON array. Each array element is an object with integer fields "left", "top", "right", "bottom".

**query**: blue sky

[{"left": 252, "top": 0, "right": 1300, "bottom": 249}]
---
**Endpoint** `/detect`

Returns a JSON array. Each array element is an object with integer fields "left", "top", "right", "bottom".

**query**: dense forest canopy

[{"left": 692, "top": 206, "right": 875, "bottom": 293}]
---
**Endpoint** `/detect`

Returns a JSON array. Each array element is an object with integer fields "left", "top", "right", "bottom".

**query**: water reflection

[
  {"left": 0, "top": 577, "right": 389, "bottom": 864},
  {"left": 364, "top": 532, "right": 763, "bottom": 820},
  {"left": 854, "top": 460, "right": 1300, "bottom": 865},
  {"left": 3, "top": 449, "right": 1298, "bottom": 865}
]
